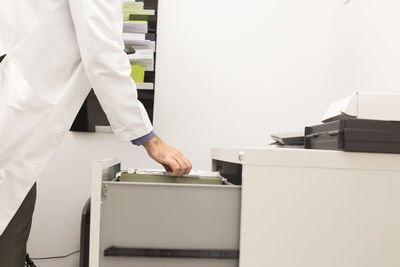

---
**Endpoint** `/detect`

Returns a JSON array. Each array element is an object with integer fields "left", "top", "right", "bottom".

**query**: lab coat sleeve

[
  {"left": 131, "top": 130, "right": 156, "bottom": 146},
  {"left": 68, "top": 0, "right": 153, "bottom": 141}
]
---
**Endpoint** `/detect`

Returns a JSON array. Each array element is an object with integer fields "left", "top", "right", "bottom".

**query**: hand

[{"left": 143, "top": 136, "right": 192, "bottom": 177}]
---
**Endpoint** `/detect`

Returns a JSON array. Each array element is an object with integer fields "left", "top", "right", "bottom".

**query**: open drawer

[{"left": 89, "top": 159, "right": 241, "bottom": 267}]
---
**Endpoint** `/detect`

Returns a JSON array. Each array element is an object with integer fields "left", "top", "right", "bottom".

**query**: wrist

[{"left": 143, "top": 135, "right": 160, "bottom": 150}]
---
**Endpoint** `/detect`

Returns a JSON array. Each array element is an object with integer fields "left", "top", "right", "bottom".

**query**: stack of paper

[
  {"left": 123, "top": 21, "right": 148, "bottom": 33},
  {"left": 122, "top": 32, "right": 146, "bottom": 42},
  {"left": 128, "top": 49, "right": 154, "bottom": 71},
  {"left": 136, "top": 82, "right": 154, "bottom": 90},
  {"left": 122, "top": 28, "right": 155, "bottom": 50}
]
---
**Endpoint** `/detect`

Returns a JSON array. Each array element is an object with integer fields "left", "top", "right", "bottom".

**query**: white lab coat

[{"left": 0, "top": 0, "right": 153, "bottom": 235}]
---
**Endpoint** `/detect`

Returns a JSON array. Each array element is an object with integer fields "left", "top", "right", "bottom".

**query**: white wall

[
  {"left": 27, "top": 0, "right": 329, "bottom": 266},
  {"left": 154, "top": 0, "right": 328, "bottom": 169},
  {"left": 326, "top": 0, "right": 400, "bottom": 103}
]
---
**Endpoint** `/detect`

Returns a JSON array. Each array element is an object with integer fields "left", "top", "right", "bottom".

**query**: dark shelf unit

[{"left": 71, "top": 0, "right": 158, "bottom": 132}]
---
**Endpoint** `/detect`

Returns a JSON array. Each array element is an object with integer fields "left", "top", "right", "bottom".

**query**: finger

[
  {"left": 176, "top": 157, "right": 186, "bottom": 177},
  {"left": 183, "top": 157, "right": 192, "bottom": 174},
  {"left": 177, "top": 154, "right": 192, "bottom": 175},
  {"left": 174, "top": 154, "right": 189, "bottom": 176},
  {"left": 169, "top": 158, "right": 183, "bottom": 177}
]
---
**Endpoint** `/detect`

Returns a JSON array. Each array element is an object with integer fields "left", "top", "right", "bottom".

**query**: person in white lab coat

[{"left": 0, "top": 0, "right": 192, "bottom": 265}]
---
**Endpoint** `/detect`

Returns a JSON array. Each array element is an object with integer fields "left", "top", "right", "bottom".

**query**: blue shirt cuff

[{"left": 131, "top": 130, "right": 156, "bottom": 146}]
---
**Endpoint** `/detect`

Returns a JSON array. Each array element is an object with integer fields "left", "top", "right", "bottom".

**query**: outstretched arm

[
  {"left": 68, "top": 0, "right": 192, "bottom": 175},
  {"left": 68, "top": 0, "right": 152, "bottom": 140}
]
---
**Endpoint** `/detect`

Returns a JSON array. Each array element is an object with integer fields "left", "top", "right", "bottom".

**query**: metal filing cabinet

[
  {"left": 89, "top": 159, "right": 241, "bottom": 267},
  {"left": 211, "top": 147, "right": 400, "bottom": 267}
]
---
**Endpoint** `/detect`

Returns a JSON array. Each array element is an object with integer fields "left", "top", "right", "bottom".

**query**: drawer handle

[{"left": 104, "top": 246, "right": 239, "bottom": 259}]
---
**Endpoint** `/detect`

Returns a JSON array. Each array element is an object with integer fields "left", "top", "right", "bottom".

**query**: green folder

[
  {"left": 129, "top": 15, "right": 150, "bottom": 21},
  {"left": 122, "top": 2, "right": 155, "bottom": 20},
  {"left": 120, "top": 172, "right": 224, "bottom": 185},
  {"left": 130, "top": 65, "right": 145, "bottom": 83},
  {"left": 124, "top": 20, "right": 148, "bottom": 23}
]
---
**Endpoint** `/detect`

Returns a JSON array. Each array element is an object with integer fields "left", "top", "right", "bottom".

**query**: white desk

[{"left": 212, "top": 147, "right": 400, "bottom": 267}]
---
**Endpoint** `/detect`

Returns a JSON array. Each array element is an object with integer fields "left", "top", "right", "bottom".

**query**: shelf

[{"left": 136, "top": 82, "right": 154, "bottom": 90}]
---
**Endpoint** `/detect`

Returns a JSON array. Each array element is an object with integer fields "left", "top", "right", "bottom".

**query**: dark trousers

[{"left": 0, "top": 183, "right": 37, "bottom": 267}]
